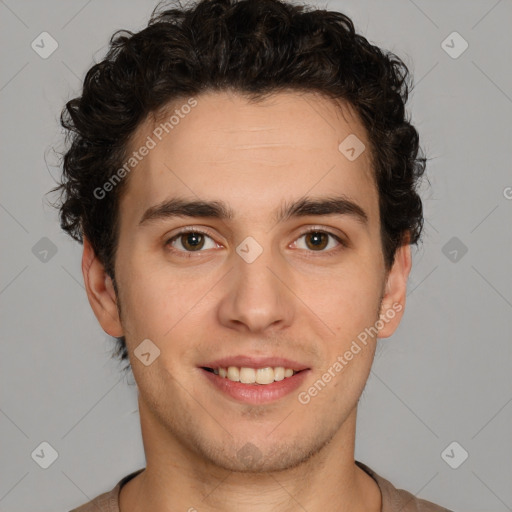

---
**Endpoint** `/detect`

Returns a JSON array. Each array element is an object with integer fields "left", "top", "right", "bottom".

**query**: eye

[
  {"left": 166, "top": 229, "right": 219, "bottom": 254},
  {"left": 292, "top": 228, "right": 345, "bottom": 253}
]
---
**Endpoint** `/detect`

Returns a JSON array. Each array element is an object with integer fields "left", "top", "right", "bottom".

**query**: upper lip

[{"left": 199, "top": 356, "right": 310, "bottom": 371}]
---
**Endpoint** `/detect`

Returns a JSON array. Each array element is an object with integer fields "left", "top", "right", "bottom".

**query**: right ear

[{"left": 82, "top": 236, "right": 123, "bottom": 337}]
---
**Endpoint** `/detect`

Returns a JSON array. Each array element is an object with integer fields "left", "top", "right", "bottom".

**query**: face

[{"left": 84, "top": 90, "right": 410, "bottom": 473}]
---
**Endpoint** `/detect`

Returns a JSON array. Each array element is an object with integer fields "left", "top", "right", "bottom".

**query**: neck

[{"left": 120, "top": 400, "right": 381, "bottom": 512}]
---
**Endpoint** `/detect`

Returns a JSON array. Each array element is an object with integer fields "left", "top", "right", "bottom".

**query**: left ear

[{"left": 377, "top": 240, "right": 412, "bottom": 338}]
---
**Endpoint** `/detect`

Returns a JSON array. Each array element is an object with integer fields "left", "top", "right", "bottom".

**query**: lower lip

[{"left": 200, "top": 368, "right": 310, "bottom": 404}]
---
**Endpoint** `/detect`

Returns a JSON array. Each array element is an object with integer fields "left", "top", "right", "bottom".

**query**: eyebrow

[{"left": 138, "top": 195, "right": 368, "bottom": 227}]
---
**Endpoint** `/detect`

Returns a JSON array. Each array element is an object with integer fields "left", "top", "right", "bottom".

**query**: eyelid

[
  {"left": 298, "top": 224, "right": 347, "bottom": 242},
  {"left": 167, "top": 225, "right": 216, "bottom": 237}
]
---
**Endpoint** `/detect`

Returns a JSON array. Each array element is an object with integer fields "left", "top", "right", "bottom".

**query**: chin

[{"left": 196, "top": 428, "right": 334, "bottom": 475}]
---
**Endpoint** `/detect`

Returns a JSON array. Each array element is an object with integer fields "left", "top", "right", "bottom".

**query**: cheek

[
  {"left": 118, "top": 257, "right": 213, "bottom": 342},
  {"left": 302, "top": 264, "right": 383, "bottom": 330}
]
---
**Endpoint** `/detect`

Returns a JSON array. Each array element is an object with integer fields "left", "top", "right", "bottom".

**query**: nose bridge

[{"left": 218, "top": 234, "right": 294, "bottom": 332}]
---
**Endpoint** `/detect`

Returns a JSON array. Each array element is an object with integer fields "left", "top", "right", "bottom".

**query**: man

[{"left": 54, "top": 0, "right": 452, "bottom": 510}]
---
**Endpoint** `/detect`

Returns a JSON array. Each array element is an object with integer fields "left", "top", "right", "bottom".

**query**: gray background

[{"left": 1, "top": 0, "right": 511, "bottom": 511}]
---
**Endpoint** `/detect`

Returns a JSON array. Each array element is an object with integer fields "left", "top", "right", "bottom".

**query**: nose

[{"left": 216, "top": 241, "right": 295, "bottom": 334}]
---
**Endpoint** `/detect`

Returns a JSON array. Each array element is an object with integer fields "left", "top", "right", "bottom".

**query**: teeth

[
  {"left": 227, "top": 366, "right": 240, "bottom": 381},
  {"left": 240, "top": 367, "right": 256, "bottom": 384},
  {"left": 255, "top": 367, "right": 274, "bottom": 384},
  {"left": 214, "top": 366, "right": 299, "bottom": 385},
  {"left": 274, "top": 367, "right": 285, "bottom": 381}
]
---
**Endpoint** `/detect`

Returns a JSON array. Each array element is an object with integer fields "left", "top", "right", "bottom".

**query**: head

[{"left": 51, "top": 0, "right": 425, "bottom": 473}]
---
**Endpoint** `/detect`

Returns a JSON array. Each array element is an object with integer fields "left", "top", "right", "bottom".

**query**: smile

[
  {"left": 202, "top": 366, "right": 300, "bottom": 385},
  {"left": 200, "top": 367, "right": 310, "bottom": 404}
]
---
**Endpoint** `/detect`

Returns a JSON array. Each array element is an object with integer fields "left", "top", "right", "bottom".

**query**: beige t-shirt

[{"left": 69, "top": 460, "right": 453, "bottom": 511}]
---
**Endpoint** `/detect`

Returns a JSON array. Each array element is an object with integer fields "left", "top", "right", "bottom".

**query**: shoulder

[
  {"left": 69, "top": 487, "right": 119, "bottom": 512},
  {"left": 68, "top": 469, "right": 145, "bottom": 512},
  {"left": 356, "top": 461, "right": 454, "bottom": 512}
]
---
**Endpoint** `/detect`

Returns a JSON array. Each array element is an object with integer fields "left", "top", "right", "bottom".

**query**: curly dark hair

[{"left": 50, "top": 0, "right": 426, "bottom": 369}]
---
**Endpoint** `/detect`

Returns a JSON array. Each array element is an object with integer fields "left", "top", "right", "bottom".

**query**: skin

[{"left": 82, "top": 90, "right": 412, "bottom": 512}]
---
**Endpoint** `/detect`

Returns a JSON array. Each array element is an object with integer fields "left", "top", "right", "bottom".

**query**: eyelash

[{"left": 164, "top": 226, "right": 347, "bottom": 258}]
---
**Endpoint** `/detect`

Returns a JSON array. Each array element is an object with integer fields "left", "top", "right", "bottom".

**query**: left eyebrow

[
  {"left": 138, "top": 195, "right": 368, "bottom": 227},
  {"left": 274, "top": 195, "right": 368, "bottom": 226}
]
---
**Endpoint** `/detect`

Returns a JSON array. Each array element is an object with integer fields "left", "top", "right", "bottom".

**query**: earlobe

[
  {"left": 377, "top": 241, "right": 412, "bottom": 339},
  {"left": 82, "top": 236, "right": 124, "bottom": 337}
]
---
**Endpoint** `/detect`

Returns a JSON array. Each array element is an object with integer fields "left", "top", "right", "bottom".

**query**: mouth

[
  {"left": 199, "top": 364, "right": 311, "bottom": 404},
  {"left": 201, "top": 366, "right": 304, "bottom": 385}
]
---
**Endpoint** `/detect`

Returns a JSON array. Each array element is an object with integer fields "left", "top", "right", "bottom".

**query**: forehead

[{"left": 118, "top": 90, "right": 378, "bottom": 229}]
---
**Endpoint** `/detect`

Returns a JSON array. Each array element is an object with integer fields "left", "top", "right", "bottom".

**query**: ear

[
  {"left": 377, "top": 240, "right": 412, "bottom": 338},
  {"left": 82, "top": 236, "right": 123, "bottom": 337}
]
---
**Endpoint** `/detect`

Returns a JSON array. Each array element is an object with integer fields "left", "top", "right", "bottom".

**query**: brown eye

[
  {"left": 294, "top": 229, "right": 343, "bottom": 253},
  {"left": 179, "top": 232, "right": 205, "bottom": 251},
  {"left": 304, "top": 231, "right": 329, "bottom": 251},
  {"left": 166, "top": 230, "right": 218, "bottom": 253}
]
